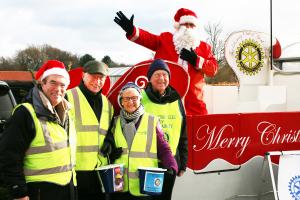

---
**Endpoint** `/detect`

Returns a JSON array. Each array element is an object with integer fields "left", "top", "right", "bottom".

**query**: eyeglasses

[
  {"left": 152, "top": 72, "right": 169, "bottom": 79},
  {"left": 122, "top": 96, "right": 139, "bottom": 102}
]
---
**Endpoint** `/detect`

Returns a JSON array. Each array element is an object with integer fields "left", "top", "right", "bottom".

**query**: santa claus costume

[{"left": 119, "top": 8, "right": 218, "bottom": 116}]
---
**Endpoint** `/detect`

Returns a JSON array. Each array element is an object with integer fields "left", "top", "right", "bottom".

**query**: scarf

[{"left": 120, "top": 105, "right": 145, "bottom": 149}]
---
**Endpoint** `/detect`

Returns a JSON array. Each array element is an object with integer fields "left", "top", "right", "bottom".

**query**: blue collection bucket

[
  {"left": 138, "top": 167, "right": 167, "bottom": 196},
  {"left": 96, "top": 164, "right": 124, "bottom": 193}
]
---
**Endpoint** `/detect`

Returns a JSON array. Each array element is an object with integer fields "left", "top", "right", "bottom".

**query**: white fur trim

[
  {"left": 197, "top": 56, "right": 205, "bottom": 70},
  {"left": 41, "top": 67, "right": 70, "bottom": 85},
  {"left": 130, "top": 27, "right": 140, "bottom": 42},
  {"left": 179, "top": 15, "right": 198, "bottom": 26},
  {"left": 177, "top": 58, "right": 188, "bottom": 71}
]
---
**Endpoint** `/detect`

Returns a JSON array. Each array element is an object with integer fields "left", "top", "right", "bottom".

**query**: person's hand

[
  {"left": 177, "top": 170, "right": 185, "bottom": 177},
  {"left": 166, "top": 168, "right": 176, "bottom": 176},
  {"left": 100, "top": 142, "right": 112, "bottom": 156},
  {"left": 114, "top": 11, "right": 134, "bottom": 35},
  {"left": 14, "top": 196, "right": 29, "bottom": 200},
  {"left": 180, "top": 48, "right": 197, "bottom": 66}
]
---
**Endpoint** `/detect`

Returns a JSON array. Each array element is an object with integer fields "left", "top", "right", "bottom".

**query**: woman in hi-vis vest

[{"left": 101, "top": 82, "right": 177, "bottom": 200}]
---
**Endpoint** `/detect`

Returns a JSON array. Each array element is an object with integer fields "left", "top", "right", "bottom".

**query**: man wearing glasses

[{"left": 141, "top": 59, "right": 188, "bottom": 200}]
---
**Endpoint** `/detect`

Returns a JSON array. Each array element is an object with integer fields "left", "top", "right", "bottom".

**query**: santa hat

[
  {"left": 174, "top": 8, "right": 198, "bottom": 29},
  {"left": 35, "top": 60, "right": 70, "bottom": 85}
]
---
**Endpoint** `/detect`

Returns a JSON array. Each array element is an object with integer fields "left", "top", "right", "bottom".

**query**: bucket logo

[
  {"left": 288, "top": 175, "right": 300, "bottom": 200},
  {"left": 235, "top": 39, "right": 264, "bottom": 76},
  {"left": 154, "top": 178, "right": 161, "bottom": 187}
]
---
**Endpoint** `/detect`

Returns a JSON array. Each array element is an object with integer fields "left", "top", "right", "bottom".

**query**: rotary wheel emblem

[
  {"left": 235, "top": 39, "right": 264, "bottom": 75},
  {"left": 289, "top": 175, "right": 300, "bottom": 200}
]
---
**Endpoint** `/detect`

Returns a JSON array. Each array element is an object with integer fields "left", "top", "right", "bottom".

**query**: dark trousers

[
  {"left": 77, "top": 171, "right": 106, "bottom": 200},
  {"left": 154, "top": 172, "right": 176, "bottom": 200},
  {"left": 110, "top": 192, "right": 154, "bottom": 200},
  {"left": 27, "top": 181, "right": 76, "bottom": 200}
]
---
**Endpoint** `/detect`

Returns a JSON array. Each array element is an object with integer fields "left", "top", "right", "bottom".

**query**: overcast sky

[{"left": 0, "top": 0, "right": 299, "bottom": 65}]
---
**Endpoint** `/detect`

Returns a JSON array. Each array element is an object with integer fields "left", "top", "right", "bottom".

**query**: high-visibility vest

[
  {"left": 141, "top": 90, "right": 182, "bottom": 155},
  {"left": 18, "top": 103, "right": 77, "bottom": 185},
  {"left": 114, "top": 113, "right": 158, "bottom": 196},
  {"left": 67, "top": 87, "right": 112, "bottom": 170}
]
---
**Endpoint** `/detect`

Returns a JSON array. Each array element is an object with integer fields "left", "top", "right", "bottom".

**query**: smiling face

[
  {"left": 150, "top": 70, "right": 170, "bottom": 95},
  {"left": 121, "top": 88, "right": 141, "bottom": 114},
  {"left": 82, "top": 72, "right": 106, "bottom": 94},
  {"left": 41, "top": 74, "right": 68, "bottom": 107}
]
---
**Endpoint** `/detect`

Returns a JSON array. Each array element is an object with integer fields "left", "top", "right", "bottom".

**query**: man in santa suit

[{"left": 114, "top": 8, "right": 218, "bottom": 116}]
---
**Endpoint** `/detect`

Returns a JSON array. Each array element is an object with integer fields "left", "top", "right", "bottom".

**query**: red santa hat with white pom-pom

[
  {"left": 174, "top": 8, "right": 198, "bottom": 29},
  {"left": 35, "top": 60, "right": 70, "bottom": 86}
]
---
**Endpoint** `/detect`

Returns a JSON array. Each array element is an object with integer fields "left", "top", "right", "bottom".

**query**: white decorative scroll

[{"left": 135, "top": 75, "right": 148, "bottom": 89}]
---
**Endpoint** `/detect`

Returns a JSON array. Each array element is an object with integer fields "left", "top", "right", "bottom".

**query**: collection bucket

[
  {"left": 96, "top": 164, "right": 124, "bottom": 193},
  {"left": 138, "top": 167, "right": 167, "bottom": 196}
]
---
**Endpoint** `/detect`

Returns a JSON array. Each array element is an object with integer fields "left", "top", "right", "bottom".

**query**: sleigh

[{"left": 68, "top": 30, "right": 300, "bottom": 200}]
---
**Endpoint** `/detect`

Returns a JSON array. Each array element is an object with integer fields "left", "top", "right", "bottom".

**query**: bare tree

[
  {"left": 14, "top": 45, "right": 47, "bottom": 71},
  {"left": 41, "top": 45, "right": 79, "bottom": 70},
  {"left": 204, "top": 22, "right": 224, "bottom": 64},
  {"left": 0, "top": 57, "right": 15, "bottom": 70},
  {"left": 204, "top": 22, "right": 238, "bottom": 84},
  {"left": 11, "top": 44, "right": 80, "bottom": 71}
]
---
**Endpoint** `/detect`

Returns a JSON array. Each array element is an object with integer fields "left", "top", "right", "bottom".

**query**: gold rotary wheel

[{"left": 235, "top": 39, "right": 264, "bottom": 76}]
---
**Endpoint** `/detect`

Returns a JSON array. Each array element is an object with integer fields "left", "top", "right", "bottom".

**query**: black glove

[
  {"left": 110, "top": 147, "right": 123, "bottom": 163},
  {"left": 114, "top": 11, "right": 134, "bottom": 35},
  {"left": 100, "top": 141, "right": 112, "bottom": 156},
  {"left": 166, "top": 168, "right": 176, "bottom": 177},
  {"left": 180, "top": 48, "right": 197, "bottom": 66}
]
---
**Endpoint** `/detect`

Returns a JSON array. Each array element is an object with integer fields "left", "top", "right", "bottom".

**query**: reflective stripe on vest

[
  {"left": 18, "top": 103, "right": 76, "bottom": 185},
  {"left": 67, "top": 88, "right": 112, "bottom": 170},
  {"left": 114, "top": 113, "right": 158, "bottom": 196},
  {"left": 141, "top": 90, "right": 182, "bottom": 155}
]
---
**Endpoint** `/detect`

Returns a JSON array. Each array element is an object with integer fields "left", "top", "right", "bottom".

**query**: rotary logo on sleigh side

[
  {"left": 235, "top": 39, "right": 264, "bottom": 76},
  {"left": 289, "top": 175, "right": 300, "bottom": 200}
]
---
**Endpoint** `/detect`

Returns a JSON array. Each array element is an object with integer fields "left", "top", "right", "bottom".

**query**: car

[
  {"left": 0, "top": 81, "right": 16, "bottom": 137},
  {"left": 0, "top": 80, "right": 16, "bottom": 199}
]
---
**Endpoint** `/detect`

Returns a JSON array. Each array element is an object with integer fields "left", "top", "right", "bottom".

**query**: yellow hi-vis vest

[
  {"left": 18, "top": 103, "right": 76, "bottom": 186},
  {"left": 67, "top": 87, "right": 113, "bottom": 170},
  {"left": 141, "top": 90, "right": 182, "bottom": 155},
  {"left": 114, "top": 113, "right": 158, "bottom": 196}
]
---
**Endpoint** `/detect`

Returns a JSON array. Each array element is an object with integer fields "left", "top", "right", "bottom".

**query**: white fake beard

[{"left": 173, "top": 26, "right": 200, "bottom": 54}]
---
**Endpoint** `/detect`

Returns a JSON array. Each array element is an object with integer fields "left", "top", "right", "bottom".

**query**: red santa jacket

[{"left": 127, "top": 27, "right": 218, "bottom": 115}]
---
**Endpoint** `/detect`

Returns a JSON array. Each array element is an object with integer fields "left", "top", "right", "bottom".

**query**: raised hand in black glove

[
  {"left": 114, "top": 11, "right": 134, "bottom": 35},
  {"left": 110, "top": 147, "right": 123, "bottom": 163},
  {"left": 180, "top": 48, "right": 197, "bottom": 66}
]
